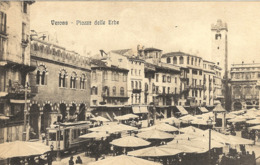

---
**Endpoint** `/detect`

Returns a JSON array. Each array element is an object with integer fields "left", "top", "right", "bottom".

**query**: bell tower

[{"left": 211, "top": 19, "right": 228, "bottom": 79}]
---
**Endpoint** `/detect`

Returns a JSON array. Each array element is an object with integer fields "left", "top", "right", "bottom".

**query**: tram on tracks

[{"left": 45, "top": 121, "right": 93, "bottom": 153}]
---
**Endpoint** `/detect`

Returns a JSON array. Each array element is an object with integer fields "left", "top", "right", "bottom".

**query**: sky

[{"left": 30, "top": 1, "right": 260, "bottom": 66}]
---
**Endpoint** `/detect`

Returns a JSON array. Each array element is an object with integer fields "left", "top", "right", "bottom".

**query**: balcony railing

[
  {"left": 7, "top": 81, "right": 39, "bottom": 96},
  {"left": 189, "top": 85, "right": 204, "bottom": 90},
  {"left": 102, "top": 93, "right": 128, "bottom": 98},
  {"left": 132, "top": 89, "right": 142, "bottom": 93},
  {"left": 245, "top": 95, "right": 252, "bottom": 99},
  {"left": 234, "top": 95, "right": 241, "bottom": 99},
  {"left": 204, "top": 95, "right": 207, "bottom": 100}
]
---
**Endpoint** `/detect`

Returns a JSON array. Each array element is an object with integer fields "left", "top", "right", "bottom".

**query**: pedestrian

[
  {"left": 69, "top": 156, "right": 74, "bottom": 165},
  {"left": 75, "top": 156, "right": 83, "bottom": 164}
]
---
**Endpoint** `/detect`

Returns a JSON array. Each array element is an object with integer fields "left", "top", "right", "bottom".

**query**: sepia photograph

[{"left": 0, "top": 1, "right": 260, "bottom": 164}]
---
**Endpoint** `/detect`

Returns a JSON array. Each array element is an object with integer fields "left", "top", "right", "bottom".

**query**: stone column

[
  {"left": 222, "top": 112, "right": 226, "bottom": 131},
  {"left": 38, "top": 112, "right": 42, "bottom": 140}
]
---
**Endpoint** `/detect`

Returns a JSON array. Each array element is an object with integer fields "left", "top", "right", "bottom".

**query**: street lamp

[
  {"left": 207, "top": 118, "right": 213, "bottom": 165},
  {"left": 50, "top": 143, "right": 54, "bottom": 164},
  {"left": 56, "top": 123, "right": 61, "bottom": 161}
]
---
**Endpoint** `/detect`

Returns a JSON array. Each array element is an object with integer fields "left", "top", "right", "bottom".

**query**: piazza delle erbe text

[{"left": 0, "top": 1, "right": 260, "bottom": 165}]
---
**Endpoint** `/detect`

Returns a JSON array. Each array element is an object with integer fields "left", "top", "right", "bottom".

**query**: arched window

[
  {"left": 113, "top": 86, "right": 116, "bottom": 96},
  {"left": 195, "top": 58, "right": 197, "bottom": 66},
  {"left": 120, "top": 87, "right": 124, "bottom": 96},
  {"left": 191, "top": 57, "right": 194, "bottom": 65},
  {"left": 36, "top": 70, "right": 40, "bottom": 85},
  {"left": 36, "top": 65, "right": 47, "bottom": 85},
  {"left": 145, "top": 83, "right": 148, "bottom": 91},
  {"left": 103, "top": 86, "right": 109, "bottom": 96},
  {"left": 80, "top": 74, "right": 86, "bottom": 89},
  {"left": 70, "top": 72, "right": 77, "bottom": 89},
  {"left": 187, "top": 56, "right": 189, "bottom": 64},
  {"left": 167, "top": 57, "right": 171, "bottom": 63},
  {"left": 173, "top": 57, "right": 177, "bottom": 64},
  {"left": 179, "top": 56, "right": 184, "bottom": 64},
  {"left": 215, "top": 34, "right": 221, "bottom": 40},
  {"left": 139, "top": 81, "right": 142, "bottom": 89},
  {"left": 59, "top": 69, "right": 67, "bottom": 88},
  {"left": 131, "top": 81, "right": 134, "bottom": 89},
  {"left": 91, "top": 86, "right": 98, "bottom": 95},
  {"left": 135, "top": 81, "right": 138, "bottom": 89},
  {"left": 41, "top": 71, "right": 45, "bottom": 85},
  {"left": 103, "top": 71, "right": 108, "bottom": 80}
]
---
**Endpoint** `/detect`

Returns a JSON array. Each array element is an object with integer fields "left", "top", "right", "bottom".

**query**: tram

[{"left": 46, "top": 121, "right": 93, "bottom": 152}]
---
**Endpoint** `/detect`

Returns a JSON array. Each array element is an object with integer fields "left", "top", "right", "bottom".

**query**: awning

[
  {"left": 10, "top": 99, "right": 30, "bottom": 104},
  {"left": 176, "top": 106, "right": 188, "bottom": 115},
  {"left": 139, "top": 106, "right": 148, "bottom": 113},
  {"left": 0, "top": 92, "right": 8, "bottom": 97},
  {"left": 132, "top": 107, "right": 140, "bottom": 113},
  {"left": 199, "top": 107, "right": 209, "bottom": 113},
  {"left": 132, "top": 106, "right": 148, "bottom": 114}
]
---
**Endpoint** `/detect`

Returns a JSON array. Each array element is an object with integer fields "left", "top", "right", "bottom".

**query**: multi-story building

[
  {"left": 230, "top": 62, "right": 260, "bottom": 110},
  {"left": 162, "top": 52, "right": 205, "bottom": 107},
  {"left": 0, "top": 1, "right": 35, "bottom": 143},
  {"left": 28, "top": 36, "right": 91, "bottom": 140},
  {"left": 90, "top": 58, "right": 129, "bottom": 120},
  {"left": 203, "top": 60, "right": 216, "bottom": 106},
  {"left": 110, "top": 49, "right": 146, "bottom": 106}
]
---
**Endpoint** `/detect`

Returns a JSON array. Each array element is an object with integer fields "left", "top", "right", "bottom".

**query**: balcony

[
  {"left": 102, "top": 93, "right": 129, "bottom": 99},
  {"left": 21, "top": 34, "right": 30, "bottom": 48},
  {"left": 157, "top": 92, "right": 179, "bottom": 97},
  {"left": 204, "top": 95, "right": 207, "bottom": 100},
  {"left": 189, "top": 85, "right": 204, "bottom": 90},
  {"left": 234, "top": 95, "right": 241, "bottom": 99},
  {"left": 180, "top": 75, "right": 189, "bottom": 81},
  {"left": 245, "top": 95, "right": 252, "bottom": 99},
  {"left": 209, "top": 86, "right": 212, "bottom": 91},
  {"left": 6, "top": 82, "right": 37, "bottom": 98},
  {"left": 132, "top": 88, "right": 142, "bottom": 93}
]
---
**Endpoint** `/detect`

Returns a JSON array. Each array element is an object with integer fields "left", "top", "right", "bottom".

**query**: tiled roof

[
  {"left": 144, "top": 47, "right": 162, "bottom": 51},
  {"left": 162, "top": 52, "right": 201, "bottom": 58},
  {"left": 111, "top": 49, "right": 132, "bottom": 56}
]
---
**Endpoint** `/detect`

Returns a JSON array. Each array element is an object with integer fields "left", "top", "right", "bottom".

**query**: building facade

[
  {"left": 0, "top": 1, "right": 35, "bottom": 143},
  {"left": 162, "top": 52, "right": 205, "bottom": 107},
  {"left": 90, "top": 58, "right": 129, "bottom": 120},
  {"left": 28, "top": 37, "right": 91, "bottom": 139},
  {"left": 230, "top": 63, "right": 260, "bottom": 110}
]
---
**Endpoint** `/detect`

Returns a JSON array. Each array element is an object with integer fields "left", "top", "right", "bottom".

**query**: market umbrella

[
  {"left": 159, "top": 117, "right": 180, "bottom": 125},
  {"left": 174, "top": 133, "right": 198, "bottom": 140},
  {"left": 128, "top": 146, "right": 183, "bottom": 157},
  {"left": 229, "top": 109, "right": 246, "bottom": 115},
  {"left": 114, "top": 115, "right": 128, "bottom": 121},
  {"left": 79, "top": 131, "right": 109, "bottom": 139},
  {"left": 179, "top": 115, "right": 196, "bottom": 123},
  {"left": 246, "top": 119, "right": 260, "bottom": 125},
  {"left": 191, "top": 119, "right": 209, "bottom": 125},
  {"left": 90, "top": 116, "right": 110, "bottom": 122},
  {"left": 228, "top": 117, "right": 246, "bottom": 123},
  {"left": 161, "top": 143, "right": 206, "bottom": 153},
  {"left": 169, "top": 137, "right": 224, "bottom": 150},
  {"left": 89, "top": 155, "right": 162, "bottom": 165},
  {"left": 89, "top": 123, "right": 137, "bottom": 133},
  {"left": 110, "top": 136, "right": 150, "bottom": 147},
  {"left": 179, "top": 126, "right": 206, "bottom": 136},
  {"left": 0, "top": 141, "right": 50, "bottom": 159},
  {"left": 139, "top": 123, "right": 178, "bottom": 132},
  {"left": 227, "top": 135, "right": 254, "bottom": 145},
  {"left": 137, "top": 129, "right": 175, "bottom": 140},
  {"left": 124, "top": 114, "right": 139, "bottom": 119},
  {"left": 249, "top": 125, "right": 260, "bottom": 130}
]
